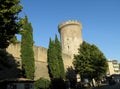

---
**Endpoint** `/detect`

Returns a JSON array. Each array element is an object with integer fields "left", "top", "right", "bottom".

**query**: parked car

[{"left": 108, "top": 74, "right": 120, "bottom": 85}]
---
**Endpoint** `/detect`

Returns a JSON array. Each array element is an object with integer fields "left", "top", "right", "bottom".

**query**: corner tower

[{"left": 58, "top": 20, "right": 83, "bottom": 58}]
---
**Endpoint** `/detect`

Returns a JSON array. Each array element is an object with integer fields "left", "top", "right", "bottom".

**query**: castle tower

[{"left": 58, "top": 20, "right": 83, "bottom": 58}]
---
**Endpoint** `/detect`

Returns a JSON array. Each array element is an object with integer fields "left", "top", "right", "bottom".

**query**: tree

[
  {"left": 90, "top": 45, "right": 108, "bottom": 80},
  {"left": 0, "top": 0, "right": 23, "bottom": 49},
  {"left": 20, "top": 16, "right": 35, "bottom": 79},
  {"left": 47, "top": 38, "right": 60, "bottom": 79},
  {"left": 73, "top": 41, "right": 108, "bottom": 80},
  {"left": 34, "top": 77, "right": 50, "bottom": 89},
  {"left": 48, "top": 37, "right": 66, "bottom": 89},
  {"left": 55, "top": 35, "right": 65, "bottom": 79}
]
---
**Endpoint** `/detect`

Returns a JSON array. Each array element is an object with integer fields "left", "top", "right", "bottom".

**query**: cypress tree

[
  {"left": 55, "top": 35, "right": 65, "bottom": 79},
  {"left": 20, "top": 16, "right": 35, "bottom": 79},
  {"left": 47, "top": 38, "right": 60, "bottom": 78}
]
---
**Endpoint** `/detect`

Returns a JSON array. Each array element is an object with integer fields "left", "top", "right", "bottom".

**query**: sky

[{"left": 18, "top": 0, "right": 120, "bottom": 62}]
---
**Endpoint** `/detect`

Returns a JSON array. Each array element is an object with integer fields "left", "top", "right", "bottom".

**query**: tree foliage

[
  {"left": 20, "top": 16, "right": 35, "bottom": 79},
  {"left": 55, "top": 35, "right": 65, "bottom": 79},
  {"left": 0, "top": 0, "right": 22, "bottom": 49},
  {"left": 47, "top": 38, "right": 60, "bottom": 78},
  {"left": 34, "top": 77, "right": 50, "bottom": 89},
  {"left": 47, "top": 35, "right": 65, "bottom": 79},
  {"left": 73, "top": 41, "right": 108, "bottom": 80}
]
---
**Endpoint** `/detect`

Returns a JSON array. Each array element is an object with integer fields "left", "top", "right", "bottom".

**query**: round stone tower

[{"left": 58, "top": 20, "right": 83, "bottom": 58}]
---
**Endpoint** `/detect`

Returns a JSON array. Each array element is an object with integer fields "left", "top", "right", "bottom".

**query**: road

[{"left": 92, "top": 83, "right": 120, "bottom": 89}]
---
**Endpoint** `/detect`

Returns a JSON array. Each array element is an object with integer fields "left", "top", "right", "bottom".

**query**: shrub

[
  {"left": 51, "top": 77, "right": 66, "bottom": 89},
  {"left": 34, "top": 77, "right": 50, "bottom": 89}
]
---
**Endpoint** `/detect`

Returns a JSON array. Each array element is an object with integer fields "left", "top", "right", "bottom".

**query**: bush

[
  {"left": 51, "top": 78, "right": 66, "bottom": 89},
  {"left": 34, "top": 77, "right": 50, "bottom": 89}
]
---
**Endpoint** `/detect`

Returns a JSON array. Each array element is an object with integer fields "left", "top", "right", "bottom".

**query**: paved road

[{"left": 92, "top": 83, "right": 120, "bottom": 89}]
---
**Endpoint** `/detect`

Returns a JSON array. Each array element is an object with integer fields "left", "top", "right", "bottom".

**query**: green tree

[
  {"left": 90, "top": 44, "right": 108, "bottom": 80},
  {"left": 20, "top": 16, "right": 35, "bottom": 79},
  {"left": 47, "top": 38, "right": 60, "bottom": 78},
  {"left": 55, "top": 35, "right": 65, "bottom": 79},
  {"left": 34, "top": 77, "right": 50, "bottom": 89},
  {"left": 73, "top": 41, "right": 108, "bottom": 80},
  {"left": 0, "top": 0, "right": 22, "bottom": 49}
]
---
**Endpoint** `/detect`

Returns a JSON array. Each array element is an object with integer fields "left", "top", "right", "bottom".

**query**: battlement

[{"left": 58, "top": 20, "right": 82, "bottom": 32}]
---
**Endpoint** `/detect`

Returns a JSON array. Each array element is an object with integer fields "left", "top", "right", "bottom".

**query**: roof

[{"left": 0, "top": 78, "right": 34, "bottom": 83}]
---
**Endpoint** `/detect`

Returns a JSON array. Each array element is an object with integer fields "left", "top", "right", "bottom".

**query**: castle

[{"left": 5, "top": 20, "right": 83, "bottom": 80}]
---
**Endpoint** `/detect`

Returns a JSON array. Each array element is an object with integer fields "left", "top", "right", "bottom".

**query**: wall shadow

[{"left": 0, "top": 49, "right": 22, "bottom": 80}]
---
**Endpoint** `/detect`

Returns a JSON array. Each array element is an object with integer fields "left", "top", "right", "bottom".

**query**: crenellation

[{"left": 58, "top": 20, "right": 82, "bottom": 32}]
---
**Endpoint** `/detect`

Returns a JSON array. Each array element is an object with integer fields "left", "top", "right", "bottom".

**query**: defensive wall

[
  {"left": 0, "top": 20, "right": 82, "bottom": 80},
  {"left": 6, "top": 43, "right": 72, "bottom": 80}
]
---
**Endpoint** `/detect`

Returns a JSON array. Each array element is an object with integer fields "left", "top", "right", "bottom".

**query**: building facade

[{"left": 107, "top": 60, "right": 120, "bottom": 76}]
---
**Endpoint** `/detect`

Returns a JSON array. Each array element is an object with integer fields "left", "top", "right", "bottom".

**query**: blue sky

[{"left": 18, "top": 0, "right": 120, "bottom": 62}]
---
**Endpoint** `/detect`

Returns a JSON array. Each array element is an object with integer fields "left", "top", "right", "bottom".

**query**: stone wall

[
  {"left": 6, "top": 43, "right": 72, "bottom": 80},
  {"left": 1, "top": 20, "right": 83, "bottom": 80},
  {"left": 58, "top": 20, "right": 82, "bottom": 59}
]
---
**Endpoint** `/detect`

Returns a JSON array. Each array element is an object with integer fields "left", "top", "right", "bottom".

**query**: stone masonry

[
  {"left": 5, "top": 20, "right": 83, "bottom": 80},
  {"left": 58, "top": 20, "right": 82, "bottom": 59}
]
